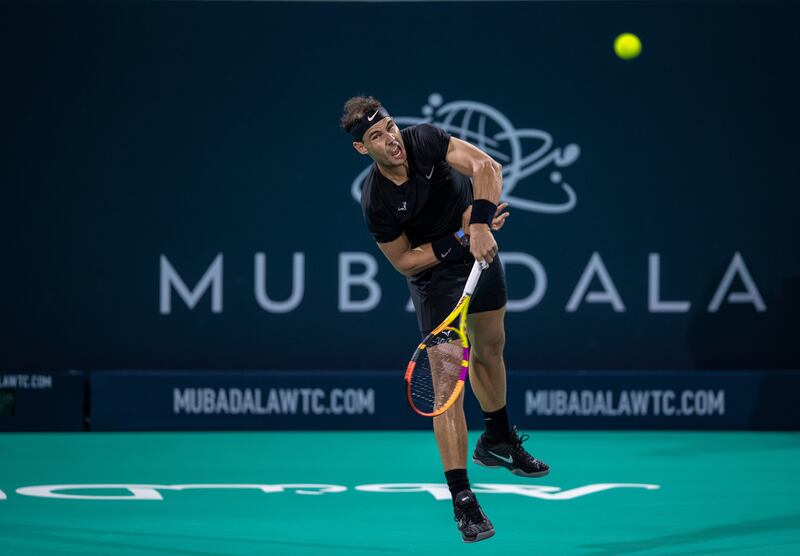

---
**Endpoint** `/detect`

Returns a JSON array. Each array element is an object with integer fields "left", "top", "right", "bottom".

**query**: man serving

[{"left": 341, "top": 96, "right": 550, "bottom": 542}]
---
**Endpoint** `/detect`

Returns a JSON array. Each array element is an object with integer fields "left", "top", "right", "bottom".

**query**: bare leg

[
  {"left": 427, "top": 340, "right": 469, "bottom": 471},
  {"left": 433, "top": 388, "right": 468, "bottom": 471},
  {"left": 467, "top": 306, "right": 551, "bottom": 477},
  {"left": 467, "top": 307, "right": 507, "bottom": 412}
]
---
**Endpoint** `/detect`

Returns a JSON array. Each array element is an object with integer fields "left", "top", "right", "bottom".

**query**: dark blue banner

[
  {"left": 2, "top": 1, "right": 799, "bottom": 372},
  {"left": 90, "top": 370, "right": 800, "bottom": 431},
  {"left": 0, "top": 371, "right": 85, "bottom": 431},
  {"left": 90, "top": 371, "right": 446, "bottom": 431}
]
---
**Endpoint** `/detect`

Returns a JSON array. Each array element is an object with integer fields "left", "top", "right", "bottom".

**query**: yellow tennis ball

[{"left": 614, "top": 33, "right": 642, "bottom": 60}]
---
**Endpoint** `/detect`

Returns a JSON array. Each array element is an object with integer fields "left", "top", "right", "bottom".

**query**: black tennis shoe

[
  {"left": 472, "top": 426, "right": 550, "bottom": 477},
  {"left": 452, "top": 490, "right": 495, "bottom": 543}
]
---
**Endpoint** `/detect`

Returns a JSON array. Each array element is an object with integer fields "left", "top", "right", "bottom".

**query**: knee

[{"left": 472, "top": 331, "right": 505, "bottom": 364}]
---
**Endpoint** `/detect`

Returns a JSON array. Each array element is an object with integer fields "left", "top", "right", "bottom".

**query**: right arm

[
  {"left": 376, "top": 203, "right": 511, "bottom": 278},
  {"left": 376, "top": 232, "right": 440, "bottom": 277}
]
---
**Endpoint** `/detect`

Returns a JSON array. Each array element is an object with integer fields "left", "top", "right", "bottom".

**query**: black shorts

[{"left": 407, "top": 253, "right": 507, "bottom": 337}]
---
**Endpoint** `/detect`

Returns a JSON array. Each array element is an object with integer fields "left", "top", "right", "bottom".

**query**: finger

[
  {"left": 493, "top": 212, "right": 509, "bottom": 230},
  {"left": 495, "top": 202, "right": 509, "bottom": 214}
]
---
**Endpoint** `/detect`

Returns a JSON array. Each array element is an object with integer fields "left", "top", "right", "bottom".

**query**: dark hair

[{"left": 340, "top": 95, "right": 382, "bottom": 133}]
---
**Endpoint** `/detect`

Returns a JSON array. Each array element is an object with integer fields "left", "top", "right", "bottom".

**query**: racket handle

[{"left": 464, "top": 260, "right": 485, "bottom": 296}]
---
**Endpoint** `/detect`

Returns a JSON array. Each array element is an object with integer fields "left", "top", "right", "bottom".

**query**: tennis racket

[{"left": 404, "top": 260, "right": 487, "bottom": 417}]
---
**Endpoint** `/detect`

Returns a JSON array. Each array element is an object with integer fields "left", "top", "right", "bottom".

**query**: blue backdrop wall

[{"left": 2, "top": 0, "right": 799, "bottom": 375}]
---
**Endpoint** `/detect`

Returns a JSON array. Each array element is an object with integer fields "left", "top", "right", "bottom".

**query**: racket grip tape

[{"left": 464, "top": 261, "right": 484, "bottom": 295}]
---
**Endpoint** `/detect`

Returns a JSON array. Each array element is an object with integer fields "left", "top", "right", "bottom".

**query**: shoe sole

[
  {"left": 472, "top": 456, "right": 550, "bottom": 478},
  {"left": 463, "top": 528, "right": 496, "bottom": 543}
]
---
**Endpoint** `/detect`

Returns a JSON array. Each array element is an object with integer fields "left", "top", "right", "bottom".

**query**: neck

[{"left": 376, "top": 160, "right": 409, "bottom": 185}]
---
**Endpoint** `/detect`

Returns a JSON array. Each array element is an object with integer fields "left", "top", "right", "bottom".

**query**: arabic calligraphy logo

[{"left": 351, "top": 93, "right": 581, "bottom": 214}]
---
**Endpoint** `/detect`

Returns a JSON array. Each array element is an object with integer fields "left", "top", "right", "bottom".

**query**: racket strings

[{"left": 409, "top": 331, "right": 464, "bottom": 414}]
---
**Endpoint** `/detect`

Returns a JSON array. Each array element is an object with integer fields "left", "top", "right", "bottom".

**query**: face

[{"left": 354, "top": 117, "right": 406, "bottom": 166}]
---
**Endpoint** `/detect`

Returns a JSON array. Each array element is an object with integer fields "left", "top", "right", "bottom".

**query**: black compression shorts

[{"left": 407, "top": 253, "right": 507, "bottom": 337}]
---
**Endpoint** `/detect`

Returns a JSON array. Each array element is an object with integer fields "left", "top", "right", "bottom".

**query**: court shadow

[
  {"left": 664, "top": 539, "right": 800, "bottom": 555},
  {"left": 580, "top": 514, "right": 800, "bottom": 555}
]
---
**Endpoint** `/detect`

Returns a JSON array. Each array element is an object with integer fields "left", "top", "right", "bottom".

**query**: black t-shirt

[{"left": 360, "top": 123, "right": 472, "bottom": 248}]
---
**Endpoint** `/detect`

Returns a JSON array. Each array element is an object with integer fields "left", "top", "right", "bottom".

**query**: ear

[{"left": 353, "top": 141, "right": 369, "bottom": 155}]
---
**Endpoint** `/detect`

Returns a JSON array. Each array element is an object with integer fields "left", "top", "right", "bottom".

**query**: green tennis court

[{"left": 1, "top": 431, "right": 798, "bottom": 555}]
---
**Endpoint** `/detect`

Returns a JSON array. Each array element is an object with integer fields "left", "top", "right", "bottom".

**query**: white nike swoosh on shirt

[
  {"left": 426, "top": 166, "right": 435, "bottom": 179},
  {"left": 488, "top": 450, "right": 514, "bottom": 464},
  {"left": 367, "top": 109, "right": 380, "bottom": 121},
  {"left": 440, "top": 248, "right": 452, "bottom": 258}
]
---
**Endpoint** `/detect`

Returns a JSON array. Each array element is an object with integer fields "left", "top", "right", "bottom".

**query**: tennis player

[{"left": 341, "top": 96, "right": 549, "bottom": 542}]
